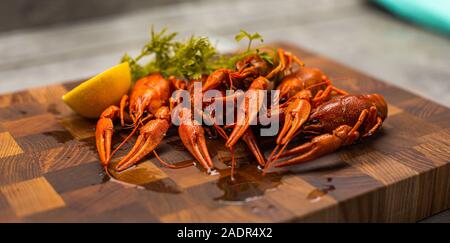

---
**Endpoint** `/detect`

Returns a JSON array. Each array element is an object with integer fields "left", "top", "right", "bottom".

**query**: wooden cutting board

[{"left": 0, "top": 43, "right": 449, "bottom": 222}]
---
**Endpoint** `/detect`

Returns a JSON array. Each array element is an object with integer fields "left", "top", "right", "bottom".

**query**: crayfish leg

[
  {"left": 119, "top": 95, "right": 129, "bottom": 127},
  {"left": 241, "top": 129, "right": 266, "bottom": 167},
  {"left": 274, "top": 145, "right": 320, "bottom": 168}
]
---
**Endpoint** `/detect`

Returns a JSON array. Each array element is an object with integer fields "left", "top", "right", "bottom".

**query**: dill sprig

[
  {"left": 121, "top": 27, "right": 273, "bottom": 82},
  {"left": 167, "top": 36, "right": 217, "bottom": 80},
  {"left": 121, "top": 27, "right": 177, "bottom": 81}
]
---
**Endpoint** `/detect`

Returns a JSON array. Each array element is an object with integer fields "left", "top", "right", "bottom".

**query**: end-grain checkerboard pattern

[{"left": 0, "top": 43, "right": 449, "bottom": 222}]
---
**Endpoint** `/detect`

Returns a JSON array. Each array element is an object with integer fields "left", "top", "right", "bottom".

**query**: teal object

[{"left": 374, "top": 0, "right": 450, "bottom": 36}]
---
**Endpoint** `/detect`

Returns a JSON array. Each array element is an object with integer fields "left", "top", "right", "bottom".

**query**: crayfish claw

[
  {"left": 96, "top": 106, "right": 120, "bottom": 167},
  {"left": 179, "top": 121, "right": 214, "bottom": 172},
  {"left": 115, "top": 107, "right": 171, "bottom": 172},
  {"left": 226, "top": 78, "right": 268, "bottom": 148},
  {"left": 277, "top": 93, "right": 311, "bottom": 145},
  {"left": 274, "top": 125, "right": 353, "bottom": 168}
]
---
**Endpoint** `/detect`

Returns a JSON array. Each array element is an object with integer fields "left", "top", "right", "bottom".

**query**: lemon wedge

[{"left": 62, "top": 62, "right": 131, "bottom": 118}]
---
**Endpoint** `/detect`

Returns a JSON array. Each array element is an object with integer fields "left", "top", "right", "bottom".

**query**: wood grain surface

[{"left": 0, "top": 43, "right": 448, "bottom": 222}]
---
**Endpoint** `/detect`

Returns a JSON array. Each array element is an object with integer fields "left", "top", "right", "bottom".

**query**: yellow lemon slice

[{"left": 62, "top": 62, "right": 131, "bottom": 118}]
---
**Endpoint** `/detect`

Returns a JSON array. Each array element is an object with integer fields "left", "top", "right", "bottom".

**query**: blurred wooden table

[{"left": 0, "top": 0, "right": 448, "bottom": 222}]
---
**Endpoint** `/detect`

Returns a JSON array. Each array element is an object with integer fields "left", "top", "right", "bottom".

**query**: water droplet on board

[
  {"left": 101, "top": 162, "right": 183, "bottom": 194},
  {"left": 85, "top": 121, "right": 326, "bottom": 203},
  {"left": 214, "top": 165, "right": 282, "bottom": 204},
  {"left": 307, "top": 185, "right": 336, "bottom": 202},
  {"left": 251, "top": 206, "right": 260, "bottom": 214}
]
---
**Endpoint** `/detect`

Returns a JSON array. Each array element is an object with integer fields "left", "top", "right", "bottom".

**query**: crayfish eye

[{"left": 305, "top": 118, "right": 320, "bottom": 127}]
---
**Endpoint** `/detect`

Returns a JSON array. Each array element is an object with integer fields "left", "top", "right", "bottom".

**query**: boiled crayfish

[
  {"left": 95, "top": 47, "right": 388, "bottom": 178},
  {"left": 267, "top": 94, "right": 387, "bottom": 168},
  {"left": 96, "top": 73, "right": 215, "bottom": 173}
]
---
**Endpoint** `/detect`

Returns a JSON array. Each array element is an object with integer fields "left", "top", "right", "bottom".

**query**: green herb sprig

[
  {"left": 121, "top": 27, "right": 177, "bottom": 81},
  {"left": 234, "top": 29, "right": 264, "bottom": 52},
  {"left": 168, "top": 36, "right": 217, "bottom": 79},
  {"left": 121, "top": 27, "right": 273, "bottom": 82}
]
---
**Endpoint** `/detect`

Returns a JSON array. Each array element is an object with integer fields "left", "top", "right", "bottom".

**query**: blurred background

[{"left": 0, "top": 0, "right": 449, "bottom": 109}]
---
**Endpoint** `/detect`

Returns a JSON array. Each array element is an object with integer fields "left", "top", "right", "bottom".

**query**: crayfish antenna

[
  {"left": 210, "top": 123, "right": 238, "bottom": 180},
  {"left": 153, "top": 150, "right": 195, "bottom": 169},
  {"left": 229, "top": 145, "right": 236, "bottom": 181},
  {"left": 110, "top": 123, "right": 140, "bottom": 159}
]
